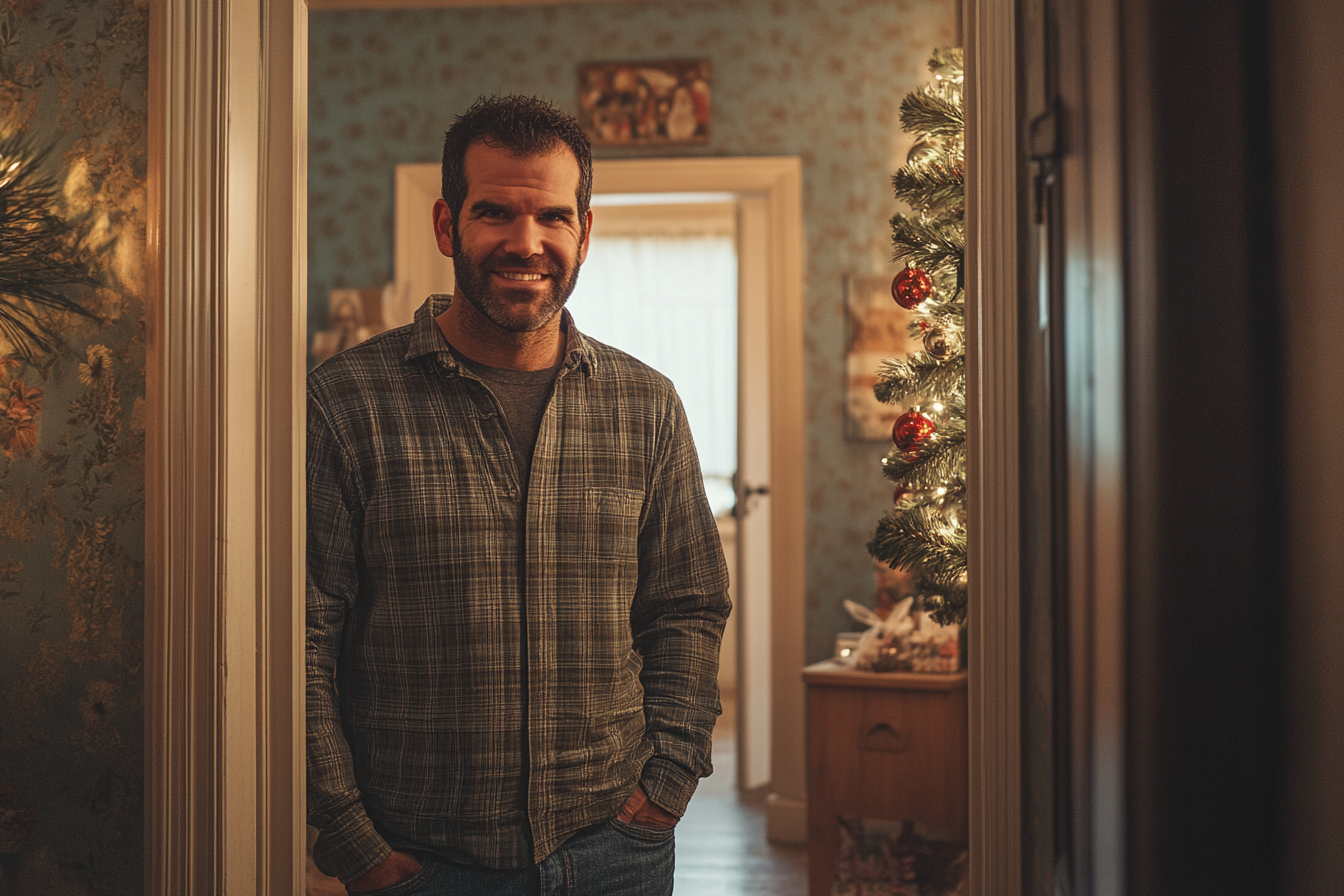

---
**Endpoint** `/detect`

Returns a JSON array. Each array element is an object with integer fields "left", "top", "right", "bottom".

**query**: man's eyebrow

[
  {"left": 468, "top": 199, "right": 511, "bottom": 215},
  {"left": 466, "top": 200, "right": 576, "bottom": 218}
]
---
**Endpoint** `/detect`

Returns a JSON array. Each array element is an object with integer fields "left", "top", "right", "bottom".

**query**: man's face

[{"left": 433, "top": 142, "right": 592, "bottom": 334}]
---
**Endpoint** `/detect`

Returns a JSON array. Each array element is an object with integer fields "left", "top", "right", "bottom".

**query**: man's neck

[{"left": 435, "top": 299, "right": 566, "bottom": 371}]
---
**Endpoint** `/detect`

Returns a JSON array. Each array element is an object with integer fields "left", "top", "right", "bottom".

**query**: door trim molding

[
  {"left": 964, "top": 0, "right": 1024, "bottom": 892},
  {"left": 147, "top": 0, "right": 306, "bottom": 891}
]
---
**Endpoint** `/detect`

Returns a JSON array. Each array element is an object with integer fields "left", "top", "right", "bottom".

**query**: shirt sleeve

[
  {"left": 305, "top": 386, "right": 393, "bottom": 884},
  {"left": 631, "top": 391, "right": 733, "bottom": 817}
]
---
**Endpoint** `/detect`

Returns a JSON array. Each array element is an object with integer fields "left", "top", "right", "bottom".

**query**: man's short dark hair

[{"left": 441, "top": 95, "right": 594, "bottom": 236}]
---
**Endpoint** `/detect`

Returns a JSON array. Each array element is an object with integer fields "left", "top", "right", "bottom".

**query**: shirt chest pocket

[{"left": 579, "top": 486, "right": 644, "bottom": 581}]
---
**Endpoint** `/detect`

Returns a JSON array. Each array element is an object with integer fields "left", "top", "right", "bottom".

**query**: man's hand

[
  {"left": 616, "top": 784, "right": 680, "bottom": 830},
  {"left": 347, "top": 850, "right": 422, "bottom": 894}
]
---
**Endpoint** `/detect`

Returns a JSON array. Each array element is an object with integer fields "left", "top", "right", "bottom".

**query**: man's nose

[{"left": 500, "top": 216, "right": 545, "bottom": 258}]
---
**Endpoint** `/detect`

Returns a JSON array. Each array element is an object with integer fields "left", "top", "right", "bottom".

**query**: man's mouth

[{"left": 495, "top": 271, "right": 546, "bottom": 282}]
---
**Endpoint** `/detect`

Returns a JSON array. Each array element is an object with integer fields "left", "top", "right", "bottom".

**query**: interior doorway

[
  {"left": 392, "top": 166, "right": 791, "bottom": 797},
  {"left": 148, "top": 0, "right": 1035, "bottom": 889}
]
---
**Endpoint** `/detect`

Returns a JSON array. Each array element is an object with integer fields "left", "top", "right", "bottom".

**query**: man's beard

[{"left": 451, "top": 241, "right": 582, "bottom": 334}]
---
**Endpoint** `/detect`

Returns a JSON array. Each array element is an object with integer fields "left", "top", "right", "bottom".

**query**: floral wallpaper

[
  {"left": 0, "top": 0, "right": 148, "bottom": 894},
  {"left": 309, "top": 0, "right": 960, "bottom": 664}
]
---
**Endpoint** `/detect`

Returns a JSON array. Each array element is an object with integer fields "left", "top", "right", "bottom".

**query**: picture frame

[{"left": 577, "top": 59, "right": 711, "bottom": 146}]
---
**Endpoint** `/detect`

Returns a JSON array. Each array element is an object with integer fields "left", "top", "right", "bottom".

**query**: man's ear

[
  {"left": 432, "top": 198, "right": 456, "bottom": 258},
  {"left": 578, "top": 207, "right": 593, "bottom": 265}
]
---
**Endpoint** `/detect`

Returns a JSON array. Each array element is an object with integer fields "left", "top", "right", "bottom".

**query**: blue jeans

[{"left": 354, "top": 820, "right": 675, "bottom": 896}]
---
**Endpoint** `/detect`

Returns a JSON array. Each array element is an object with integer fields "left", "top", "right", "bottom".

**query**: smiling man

[{"left": 305, "top": 96, "right": 730, "bottom": 896}]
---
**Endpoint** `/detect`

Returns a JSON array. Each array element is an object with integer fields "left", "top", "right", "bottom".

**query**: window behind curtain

[{"left": 568, "top": 202, "right": 738, "bottom": 516}]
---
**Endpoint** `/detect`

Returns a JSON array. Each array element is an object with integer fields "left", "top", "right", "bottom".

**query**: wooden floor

[
  {"left": 674, "top": 692, "right": 809, "bottom": 896},
  {"left": 306, "top": 692, "right": 809, "bottom": 895}
]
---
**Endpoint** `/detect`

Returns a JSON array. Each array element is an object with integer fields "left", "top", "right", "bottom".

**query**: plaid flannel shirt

[{"left": 306, "top": 295, "right": 731, "bottom": 883}]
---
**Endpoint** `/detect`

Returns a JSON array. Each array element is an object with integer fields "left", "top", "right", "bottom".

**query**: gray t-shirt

[{"left": 450, "top": 347, "right": 562, "bottom": 492}]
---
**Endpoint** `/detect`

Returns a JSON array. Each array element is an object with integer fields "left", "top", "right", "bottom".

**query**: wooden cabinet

[{"left": 803, "top": 661, "right": 968, "bottom": 896}]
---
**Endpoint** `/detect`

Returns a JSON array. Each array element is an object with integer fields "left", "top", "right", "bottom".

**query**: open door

[{"left": 734, "top": 196, "right": 772, "bottom": 792}]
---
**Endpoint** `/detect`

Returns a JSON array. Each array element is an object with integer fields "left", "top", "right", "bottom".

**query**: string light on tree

[{"left": 867, "top": 47, "right": 968, "bottom": 626}]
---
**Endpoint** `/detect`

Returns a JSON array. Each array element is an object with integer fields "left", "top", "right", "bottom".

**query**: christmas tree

[{"left": 867, "top": 48, "right": 967, "bottom": 626}]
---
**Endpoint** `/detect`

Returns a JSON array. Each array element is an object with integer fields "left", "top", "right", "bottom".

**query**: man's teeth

[{"left": 497, "top": 272, "right": 543, "bottom": 281}]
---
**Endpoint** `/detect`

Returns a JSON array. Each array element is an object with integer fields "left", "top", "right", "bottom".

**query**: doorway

[
  {"left": 151, "top": 1, "right": 1040, "bottom": 890},
  {"left": 391, "top": 159, "right": 804, "bottom": 804}
]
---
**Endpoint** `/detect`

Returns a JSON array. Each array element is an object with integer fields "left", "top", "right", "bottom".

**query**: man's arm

[
  {"left": 305, "top": 391, "right": 397, "bottom": 884},
  {"left": 630, "top": 394, "right": 733, "bottom": 818}
]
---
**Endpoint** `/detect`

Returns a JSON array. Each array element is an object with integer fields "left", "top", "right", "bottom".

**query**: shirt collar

[{"left": 403, "top": 293, "right": 596, "bottom": 377}]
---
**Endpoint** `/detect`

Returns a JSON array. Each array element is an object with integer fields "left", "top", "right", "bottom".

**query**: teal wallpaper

[
  {"left": 0, "top": 1, "right": 148, "bottom": 894},
  {"left": 309, "top": 0, "right": 959, "bottom": 665}
]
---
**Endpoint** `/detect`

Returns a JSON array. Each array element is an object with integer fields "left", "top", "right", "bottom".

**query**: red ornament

[
  {"left": 892, "top": 408, "right": 937, "bottom": 453},
  {"left": 891, "top": 266, "right": 933, "bottom": 309}
]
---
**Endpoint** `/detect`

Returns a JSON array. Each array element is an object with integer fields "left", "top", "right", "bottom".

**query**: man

[{"left": 306, "top": 95, "right": 731, "bottom": 896}]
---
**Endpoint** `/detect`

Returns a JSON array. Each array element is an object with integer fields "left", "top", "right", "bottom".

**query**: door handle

[{"left": 731, "top": 470, "right": 770, "bottom": 519}]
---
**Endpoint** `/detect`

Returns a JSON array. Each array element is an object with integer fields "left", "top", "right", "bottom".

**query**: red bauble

[
  {"left": 891, "top": 266, "right": 933, "bottom": 309},
  {"left": 892, "top": 408, "right": 937, "bottom": 452}
]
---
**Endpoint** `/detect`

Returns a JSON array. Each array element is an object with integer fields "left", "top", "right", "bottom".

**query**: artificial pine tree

[{"left": 867, "top": 48, "right": 968, "bottom": 626}]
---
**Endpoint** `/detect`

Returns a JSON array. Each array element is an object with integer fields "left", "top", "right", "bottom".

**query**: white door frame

[
  {"left": 147, "top": 0, "right": 306, "bottom": 892},
  {"left": 147, "top": 1, "right": 1021, "bottom": 890}
]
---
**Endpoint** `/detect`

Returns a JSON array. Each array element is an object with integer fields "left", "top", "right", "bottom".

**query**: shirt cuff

[
  {"left": 639, "top": 756, "right": 700, "bottom": 818},
  {"left": 311, "top": 801, "right": 393, "bottom": 885}
]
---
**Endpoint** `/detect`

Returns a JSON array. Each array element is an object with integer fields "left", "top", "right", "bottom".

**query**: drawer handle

[{"left": 861, "top": 722, "right": 908, "bottom": 753}]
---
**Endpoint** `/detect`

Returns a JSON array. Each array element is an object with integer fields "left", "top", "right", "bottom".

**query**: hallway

[{"left": 675, "top": 693, "right": 809, "bottom": 895}]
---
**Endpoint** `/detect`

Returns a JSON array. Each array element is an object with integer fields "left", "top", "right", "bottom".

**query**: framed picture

[
  {"left": 845, "top": 274, "right": 915, "bottom": 440},
  {"left": 578, "top": 60, "right": 711, "bottom": 146}
]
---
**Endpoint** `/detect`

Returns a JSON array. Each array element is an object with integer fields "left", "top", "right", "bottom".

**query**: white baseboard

[{"left": 765, "top": 793, "right": 808, "bottom": 844}]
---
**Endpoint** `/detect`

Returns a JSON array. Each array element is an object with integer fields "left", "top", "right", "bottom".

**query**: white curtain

[{"left": 568, "top": 233, "right": 738, "bottom": 516}]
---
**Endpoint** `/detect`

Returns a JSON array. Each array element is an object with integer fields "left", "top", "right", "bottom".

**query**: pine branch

[
  {"left": 917, "top": 583, "right": 967, "bottom": 626},
  {"left": 0, "top": 134, "right": 99, "bottom": 360},
  {"left": 881, "top": 426, "right": 967, "bottom": 487},
  {"left": 900, "top": 87, "right": 964, "bottom": 140},
  {"left": 869, "top": 503, "right": 968, "bottom": 626},
  {"left": 890, "top": 213, "right": 964, "bottom": 276},
  {"left": 868, "top": 504, "right": 967, "bottom": 580},
  {"left": 915, "top": 291, "right": 965, "bottom": 323},
  {"left": 892, "top": 164, "right": 964, "bottom": 215},
  {"left": 874, "top": 351, "right": 965, "bottom": 403},
  {"left": 928, "top": 47, "right": 965, "bottom": 80}
]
